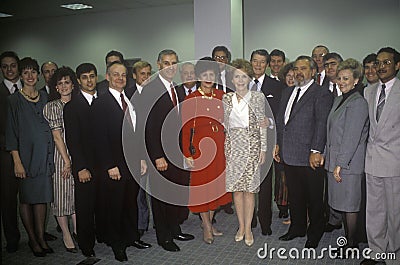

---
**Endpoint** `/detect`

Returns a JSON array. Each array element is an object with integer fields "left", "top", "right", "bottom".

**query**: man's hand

[
  {"left": 309, "top": 153, "right": 324, "bottom": 170},
  {"left": 155, "top": 157, "right": 168, "bottom": 171},
  {"left": 78, "top": 169, "right": 92, "bottom": 183},
  {"left": 185, "top": 156, "right": 194, "bottom": 168},
  {"left": 140, "top": 160, "right": 147, "bottom": 175},
  {"left": 273, "top": 145, "right": 280, "bottom": 163},
  {"left": 108, "top": 167, "right": 121, "bottom": 180}
]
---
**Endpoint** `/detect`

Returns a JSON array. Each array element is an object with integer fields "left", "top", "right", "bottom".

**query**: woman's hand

[
  {"left": 185, "top": 156, "right": 194, "bottom": 168},
  {"left": 14, "top": 161, "right": 26, "bottom": 179},
  {"left": 333, "top": 166, "right": 342, "bottom": 183},
  {"left": 259, "top": 151, "right": 266, "bottom": 165},
  {"left": 62, "top": 159, "right": 72, "bottom": 179}
]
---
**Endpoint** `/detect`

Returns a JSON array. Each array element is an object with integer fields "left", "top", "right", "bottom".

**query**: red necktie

[
  {"left": 170, "top": 84, "right": 177, "bottom": 107},
  {"left": 317, "top": 73, "right": 321, "bottom": 85}
]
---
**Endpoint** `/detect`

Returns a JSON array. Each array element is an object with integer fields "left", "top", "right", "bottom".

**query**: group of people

[{"left": 0, "top": 44, "right": 399, "bottom": 265}]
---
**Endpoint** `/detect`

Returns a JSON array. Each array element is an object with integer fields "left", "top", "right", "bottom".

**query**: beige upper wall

[{"left": 243, "top": 0, "right": 400, "bottom": 62}]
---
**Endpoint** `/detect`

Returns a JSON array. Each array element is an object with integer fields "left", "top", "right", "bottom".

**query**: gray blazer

[
  {"left": 276, "top": 82, "right": 333, "bottom": 166},
  {"left": 364, "top": 77, "right": 400, "bottom": 177},
  {"left": 324, "top": 92, "right": 369, "bottom": 174}
]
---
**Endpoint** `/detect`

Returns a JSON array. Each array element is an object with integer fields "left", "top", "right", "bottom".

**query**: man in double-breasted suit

[
  {"left": 274, "top": 55, "right": 333, "bottom": 248},
  {"left": 91, "top": 62, "right": 151, "bottom": 262},
  {"left": 140, "top": 50, "right": 194, "bottom": 252},
  {"left": 249, "top": 49, "right": 283, "bottom": 235},
  {"left": 0, "top": 51, "right": 21, "bottom": 253},
  {"left": 362, "top": 47, "right": 400, "bottom": 265}
]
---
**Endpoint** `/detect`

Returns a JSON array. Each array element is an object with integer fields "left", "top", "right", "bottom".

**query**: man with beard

[{"left": 274, "top": 55, "right": 333, "bottom": 248}]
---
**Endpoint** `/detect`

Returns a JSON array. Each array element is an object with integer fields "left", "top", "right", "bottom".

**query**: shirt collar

[{"left": 159, "top": 74, "right": 173, "bottom": 90}]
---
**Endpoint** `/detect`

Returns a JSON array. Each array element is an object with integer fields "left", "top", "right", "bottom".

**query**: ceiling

[{"left": 0, "top": 0, "right": 193, "bottom": 21}]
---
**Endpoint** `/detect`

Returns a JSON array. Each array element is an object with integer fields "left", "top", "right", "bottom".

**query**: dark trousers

[
  {"left": 0, "top": 150, "right": 20, "bottom": 246},
  {"left": 74, "top": 172, "right": 96, "bottom": 253},
  {"left": 151, "top": 196, "right": 181, "bottom": 244},
  {"left": 284, "top": 164, "right": 325, "bottom": 243},
  {"left": 356, "top": 173, "right": 368, "bottom": 244},
  {"left": 103, "top": 176, "right": 139, "bottom": 247},
  {"left": 256, "top": 162, "right": 273, "bottom": 232},
  {"left": 137, "top": 186, "right": 150, "bottom": 231}
]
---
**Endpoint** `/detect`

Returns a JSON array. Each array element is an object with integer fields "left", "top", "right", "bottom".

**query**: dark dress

[{"left": 6, "top": 90, "right": 54, "bottom": 204}]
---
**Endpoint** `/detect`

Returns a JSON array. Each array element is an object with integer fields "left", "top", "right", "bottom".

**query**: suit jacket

[
  {"left": 324, "top": 91, "right": 369, "bottom": 174},
  {"left": 276, "top": 82, "right": 333, "bottom": 166},
  {"left": 364, "top": 77, "right": 400, "bottom": 177},
  {"left": 91, "top": 89, "right": 142, "bottom": 179},
  {"left": 175, "top": 84, "right": 197, "bottom": 102},
  {"left": 0, "top": 81, "right": 11, "bottom": 150},
  {"left": 141, "top": 76, "right": 184, "bottom": 183},
  {"left": 259, "top": 75, "right": 283, "bottom": 119},
  {"left": 63, "top": 92, "right": 96, "bottom": 176}
]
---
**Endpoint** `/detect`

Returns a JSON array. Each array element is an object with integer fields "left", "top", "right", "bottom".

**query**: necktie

[
  {"left": 13, "top": 84, "right": 18, "bottom": 94},
  {"left": 289, "top": 88, "right": 301, "bottom": 120},
  {"left": 251, "top": 79, "right": 259, "bottom": 91},
  {"left": 332, "top": 83, "right": 338, "bottom": 97},
  {"left": 121, "top": 93, "right": 128, "bottom": 112},
  {"left": 376, "top": 84, "right": 386, "bottom": 122},
  {"left": 317, "top": 73, "right": 321, "bottom": 85},
  {"left": 170, "top": 84, "right": 177, "bottom": 107}
]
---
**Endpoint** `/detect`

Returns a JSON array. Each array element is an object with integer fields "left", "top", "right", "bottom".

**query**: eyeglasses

[
  {"left": 373, "top": 60, "right": 392, "bottom": 67},
  {"left": 324, "top": 61, "right": 338, "bottom": 68},
  {"left": 214, "top": 55, "right": 227, "bottom": 60}
]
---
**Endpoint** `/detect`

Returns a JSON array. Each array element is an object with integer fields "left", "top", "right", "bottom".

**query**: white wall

[
  {"left": 0, "top": 4, "right": 195, "bottom": 79},
  {"left": 243, "top": 0, "right": 400, "bottom": 62}
]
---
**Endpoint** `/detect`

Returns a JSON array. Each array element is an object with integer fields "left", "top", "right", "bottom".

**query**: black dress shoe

[
  {"left": 160, "top": 241, "right": 180, "bottom": 252},
  {"left": 279, "top": 232, "right": 305, "bottom": 241},
  {"left": 173, "top": 233, "right": 195, "bottom": 241},
  {"left": 261, "top": 227, "right": 272, "bottom": 236},
  {"left": 42, "top": 246, "right": 54, "bottom": 254},
  {"left": 324, "top": 223, "right": 342, "bottom": 232},
  {"left": 112, "top": 246, "right": 128, "bottom": 262},
  {"left": 82, "top": 249, "right": 95, "bottom": 258},
  {"left": 304, "top": 240, "right": 319, "bottom": 248},
  {"left": 28, "top": 242, "right": 46, "bottom": 257},
  {"left": 6, "top": 243, "right": 18, "bottom": 253},
  {"left": 131, "top": 240, "right": 152, "bottom": 249},
  {"left": 44, "top": 232, "right": 57, "bottom": 241}
]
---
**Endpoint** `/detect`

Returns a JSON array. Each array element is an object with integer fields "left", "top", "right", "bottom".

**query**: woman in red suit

[{"left": 182, "top": 57, "right": 232, "bottom": 244}]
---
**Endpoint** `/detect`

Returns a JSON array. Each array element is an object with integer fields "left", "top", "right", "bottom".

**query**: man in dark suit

[
  {"left": 249, "top": 49, "right": 284, "bottom": 235},
  {"left": 274, "top": 55, "right": 333, "bottom": 248},
  {"left": 91, "top": 61, "right": 151, "bottom": 262},
  {"left": 64, "top": 63, "right": 99, "bottom": 259},
  {"left": 97, "top": 50, "right": 136, "bottom": 98},
  {"left": 0, "top": 51, "right": 21, "bottom": 253},
  {"left": 312, "top": 45, "right": 329, "bottom": 86},
  {"left": 141, "top": 49, "right": 194, "bottom": 252},
  {"left": 131, "top": 60, "right": 152, "bottom": 236},
  {"left": 40, "top": 61, "right": 58, "bottom": 101},
  {"left": 212, "top": 46, "right": 234, "bottom": 94}
]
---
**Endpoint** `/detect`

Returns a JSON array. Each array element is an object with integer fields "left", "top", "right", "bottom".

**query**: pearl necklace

[{"left": 20, "top": 89, "right": 39, "bottom": 100}]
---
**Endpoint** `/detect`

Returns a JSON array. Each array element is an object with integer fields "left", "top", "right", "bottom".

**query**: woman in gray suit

[
  {"left": 324, "top": 58, "right": 369, "bottom": 249},
  {"left": 223, "top": 59, "right": 266, "bottom": 247}
]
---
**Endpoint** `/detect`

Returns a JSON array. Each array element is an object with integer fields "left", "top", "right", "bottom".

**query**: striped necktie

[{"left": 376, "top": 84, "right": 386, "bottom": 122}]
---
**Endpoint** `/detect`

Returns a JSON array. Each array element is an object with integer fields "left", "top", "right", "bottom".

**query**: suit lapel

[
  {"left": 288, "top": 84, "right": 315, "bottom": 122},
  {"left": 376, "top": 78, "right": 400, "bottom": 129}
]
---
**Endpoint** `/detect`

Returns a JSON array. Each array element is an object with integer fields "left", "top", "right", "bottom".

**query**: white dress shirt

[
  {"left": 81, "top": 90, "right": 97, "bottom": 105},
  {"left": 376, "top": 77, "right": 396, "bottom": 106},
  {"left": 4, "top": 79, "right": 22, "bottom": 94},
  {"left": 159, "top": 74, "right": 179, "bottom": 112},
  {"left": 109, "top": 88, "right": 136, "bottom": 131},
  {"left": 249, "top": 74, "right": 266, "bottom": 92},
  {"left": 230, "top": 92, "right": 251, "bottom": 128},
  {"left": 284, "top": 79, "right": 314, "bottom": 124}
]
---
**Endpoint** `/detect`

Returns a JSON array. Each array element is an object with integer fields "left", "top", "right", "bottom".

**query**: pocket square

[{"left": 267, "top": 94, "right": 274, "bottom": 98}]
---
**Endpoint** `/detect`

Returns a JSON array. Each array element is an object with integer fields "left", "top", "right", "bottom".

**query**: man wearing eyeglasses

[
  {"left": 212, "top": 45, "right": 234, "bottom": 93},
  {"left": 311, "top": 45, "right": 329, "bottom": 86},
  {"left": 361, "top": 47, "right": 400, "bottom": 265}
]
